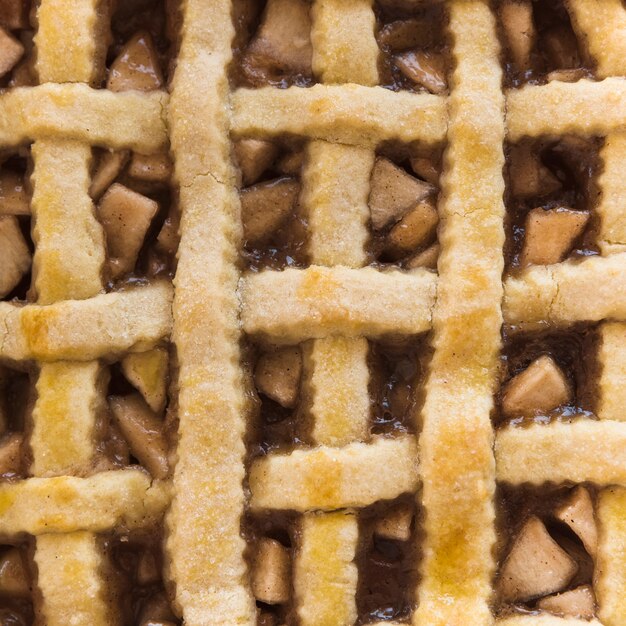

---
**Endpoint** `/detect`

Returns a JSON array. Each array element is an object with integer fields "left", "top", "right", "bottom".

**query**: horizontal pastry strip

[
  {"left": 0, "top": 84, "right": 168, "bottom": 151},
  {"left": 249, "top": 435, "right": 418, "bottom": 511},
  {"left": 231, "top": 84, "right": 447, "bottom": 146},
  {"left": 240, "top": 266, "right": 436, "bottom": 341},
  {"left": 503, "top": 253, "right": 626, "bottom": 326},
  {"left": 506, "top": 78, "right": 626, "bottom": 140},
  {"left": 496, "top": 617, "right": 603, "bottom": 626},
  {"left": 0, "top": 281, "right": 172, "bottom": 362},
  {"left": 495, "top": 420, "right": 626, "bottom": 485},
  {"left": 0, "top": 471, "right": 169, "bottom": 536}
]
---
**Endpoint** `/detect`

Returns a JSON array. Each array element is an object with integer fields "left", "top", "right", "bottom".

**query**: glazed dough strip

[
  {"left": 29, "top": 1, "right": 113, "bottom": 624},
  {"left": 294, "top": 2, "right": 377, "bottom": 623},
  {"left": 415, "top": 2, "right": 505, "bottom": 624},
  {"left": 567, "top": 3, "right": 626, "bottom": 624},
  {"left": 165, "top": 1, "right": 256, "bottom": 624}
]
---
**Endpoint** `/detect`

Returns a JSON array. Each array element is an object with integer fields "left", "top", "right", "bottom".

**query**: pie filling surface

[{"left": 0, "top": 0, "right": 626, "bottom": 625}]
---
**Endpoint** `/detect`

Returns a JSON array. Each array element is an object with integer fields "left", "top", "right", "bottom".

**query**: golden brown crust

[
  {"left": 249, "top": 436, "right": 419, "bottom": 511},
  {"left": 165, "top": 1, "right": 255, "bottom": 623},
  {"left": 240, "top": 266, "right": 436, "bottom": 341},
  {"left": 415, "top": 3, "right": 505, "bottom": 623},
  {"left": 232, "top": 84, "right": 447, "bottom": 147},
  {"left": 0, "top": 282, "right": 173, "bottom": 361},
  {"left": 0, "top": 85, "right": 167, "bottom": 150}
]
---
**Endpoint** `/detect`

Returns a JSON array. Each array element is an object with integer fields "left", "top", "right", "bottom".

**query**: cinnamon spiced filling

[
  {"left": 497, "top": 0, "right": 595, "bottom": 88},
  {"left": 234, "top": 137, "right": 308, "bottom": 271},
  {"left": 356, "top": 494, "right": 421, "bottom": 623},
  {"left": 504, "top": 136, "right": 602, "bottom": 272},
  {"left": 230, "top": 0, "right": 314, "bottom": 89},
  {"left": 497, "top": 325, "right": 598, "bottom": 427},
  {"left": 367, "top": 145, "right": 442, "bottom": 269},
  {"left": 0, "top": 1, "right": 35, "bottom": 89},
  {"left": 0, "top": 543, "right": 35, "bottom": 626},
  {"left": 104, "top": 529, "right": 180, "bottom": 626},
  {"left": 495, "top": 484, "right": 598, "bottom": 619},
  {"left": 375, "top": 0, "right": 450, "bottom": 95}
]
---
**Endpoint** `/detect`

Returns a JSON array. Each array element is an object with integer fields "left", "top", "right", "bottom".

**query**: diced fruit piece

[
  {"left": 547, "top": 69, "right": 587, "bottom": 83},
  {"left": 109, "top": 394, "right": 169, "bottom": 479},
  {"left": 89, "top": 150, "right": 130, "bottom": 200},
  {"left": 252, "top": 538, "right": 291, "bottom": 605},
  {"left": 0, "top": 170, "right": 29, "bottom": 215},
  {"left": 137, "top": 550, "right": 160, "bottom": 585},
  {"left": 537, "top": 584, "right": 595, "bottom": 619},
  {"left": 374, "top": 504, "right": 413, "bottom": 541},
  {"left": 509, "top": 143, "right": 561, "bottom": 198},
  {"left": 544, "top": 26, "right": 579, "bottom": 69},
  {"left": 128, "top": 152, "right": 173, "bottom": 184},
  {"left": 0, "top": 26, "right": 23, "bottom": 78},
  {"left": 0, "top": 548, "right": 29, "bottom": 596},
  {"left": 498, "top": 516, "right": 577, "bottom": 602},
  {"left": 377, "top": 19, "right": 435, "bottom": 51},
  {"left": 234, "top": 139, "right": 279, "bottom": 186},
  {"left": 241, "top": 177, "right": 299, "bottom": 244},
  {"left": 254, "top": 347, "right": 302, "bottom": 409},
  {"left": 107, "top": 32, "right": 163, "bottom": 92},
  {"left": 121, "top": 348, "right": 169, "bottom": 413},
  {"left": 406, "top": 243, "right": 439, "bottom": 270},
  {"left": 500, "top": 0, "right": 535, "bottom": 69},
  {"left": 97, "top": 183, "right": 158, "bottom": 278},
  {"left": 156, "top": 209, "right": 179, "bottom": 256},
  {"left": 137, "top": 591, "right": 177, "bottom": 623},
  {"left": 0, "top": 433, "right": 22, "bottom": 476},
  {"left": 520, "top": 207, "right": 589, "bottom": 267},
  {"left": 409, "top": 156, "right": 439, "bottom": 185},
  {"left": 0, "top": 216, "right": 30, "bottom": 298},
  {"left": 502, "top": 355, "right": 571, "bottom": 418},
  {"left": 369, "top": 157, "right": 435, "bottom": 230},
  {"left": 385, "top": 200, "right": 438, "bottom": 259},
  {"left": 244, "top": 0, "right": 312, "bottom": 77},
  {"left": 277, "top": 150, "right": 304, "bottom": 176},
  {"left": 8, "top": 56, "right": 35, "bottom": 87},
  {"left": 393, "top": 50, "right": 446, "bottom": 94},
  {"left": 555, "top": 487, "right": 597, "bottom": 557},
  {"left": 0, "top": 0, "right": 28, "bottom": 30}
]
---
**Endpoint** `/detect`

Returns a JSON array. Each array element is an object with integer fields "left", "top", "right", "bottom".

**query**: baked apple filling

[
  {"left": 98, "top": 349, "right": 175, "bottom": 479},
  {"left": 90, "top": 146, "right": 177, "bottom": 287},
  {"left": 375, "top": 0, "right": 450, "bottom": 94},
  {"left": 504, "top": 136, "right": 601, "bottom": 271},
  {"left": 496, "top": 485, "right": 598, "bottom": 619},
  {"left": 498, "top": 0, "right": 593, "bottom": 87},
  {"left": 367, "top": 148, "right": 441, "bottom": 268},
  {"left": 244, "top": 511, "right": 298, "bottom": 626},
  {"left": 0, "top": 543, "right": 35, "bottom": 625},
  {"left": 0, "top": 367, "right": 31, "bottom": 481},
  {"left": 107, "top": 0, "right": 179, "bottom": 91},
  {"left": 0, "top": 1, "right": 35, "bottom": 89},
  {"left": 231, "top": 0, "right": 314, "bottom": 89},
  {"left": 357, "top": 495, "right": 420, "bottom": 622},
  {"left": 0, "top": 149, "right": 33, "bottom": 303},
  {"left": 497, "top": 326, "right": 597, "bottom": 426},
  {"left": 247, "top": 343, "right": 304, "bottom": 457},
  {"left": 235, "top": 138, "right": 308, "bottom": 271},
  {"left": 369, "top": 338, "right": 429, "bottom": 436},
  {"left": 105, "top": 529, "right": 180, "bottom": 625}
]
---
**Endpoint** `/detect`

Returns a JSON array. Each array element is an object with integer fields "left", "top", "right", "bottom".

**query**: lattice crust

[
  {"left": 240, "top": 266, "right": 436, "bottom": 341},
  {"left": 495, "top": 421, "right": 626, "bottom": 485},
  {"left": 0, "top": 282, "right": 172, "bottom": 361},
  {"left": 416, "top": 2, "right": 504, "bottom": 623},
  {"left": 503, "top": 254, "right": 626, "bottom": 326},
  {"left": 0, "top": 85, "right": 167, "bottom": 150},
  {"left": 0, "top": 0, "right": 178, "bottom": 623},
  {"left": 249, "top": 435, "right": 419, "bottom": 511},
  {"left": 0, "top": 471, "right": 168, "bottom": 535},
  {"left": 231, "top": 84, "right": 447, "bottom": 146}
]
